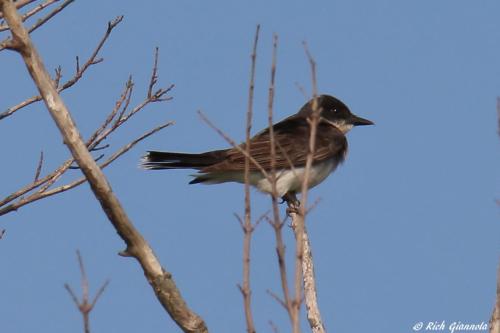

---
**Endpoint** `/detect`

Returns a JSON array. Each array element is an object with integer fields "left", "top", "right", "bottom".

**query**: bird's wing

[{"left": 202, "top": 116, "right": 348, "bottom": 172}]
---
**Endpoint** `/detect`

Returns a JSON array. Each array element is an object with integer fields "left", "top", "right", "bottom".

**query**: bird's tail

[{"left": 140, "top": 150, "right": 226, "bottom": 170}]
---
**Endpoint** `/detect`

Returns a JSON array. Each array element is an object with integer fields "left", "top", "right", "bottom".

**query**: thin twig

[
  {"left": 269, "top": 320, "right": 280, "bottom": 333},
  {"left": 305, "top": 197, "right": 322, "bottom": 216},
  {"left": 0, "top": 52, "right": 172, "bottom": 216},
  {"left": 33, "top": 151, "right": 44, "bottom": 182},
  {"left": 239, "top": 24, "right": 259, "bottom": 333},
  {"left": 0, "top": 158, "right": 74, "bottom": 209},
  {"left": 54, "top": 66, "right": 62, "bottom": 87},
  {"left": 0, "top": 121, "right": 173, "bottom": 216},
  {"left": 64, "top": 250, "right": 110, "bottom": 333},
  {"left": 26, "top": 0, "right": 75, "bottom": 35},
  {"left": 0, "top": 15, "right": 123, "bottom": 120},
  {"left": 0, "top": 0, "right": 58, "bottom": 32},
  {"left": 197, "top": 110, "right": 270, "bottom": 181},
  {"left": 266, "top": 289, "right": 287, "bottom": 309},
  {"left": 295, "top": 82, "right": 308, "bottom": 99},
  {"left": 90, "top": 144, "right": 110, "bottom": 152},
  {"left": 86, "top": 77, "right": 133, "bottom": 147},
  {"left": 267, "top": 34, "right": 295, "bottom": 324},
  {"left": 148, "top": 47, "right": 159, "bottom": 98}
]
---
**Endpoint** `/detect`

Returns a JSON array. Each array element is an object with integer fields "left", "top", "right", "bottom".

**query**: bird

[{"left": 141, "top": 94, "right": 373, "bottom": 201}]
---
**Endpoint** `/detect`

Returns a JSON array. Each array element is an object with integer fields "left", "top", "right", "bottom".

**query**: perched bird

[{"left": 141, "top": 95, "right": 373, "bottom": 200}]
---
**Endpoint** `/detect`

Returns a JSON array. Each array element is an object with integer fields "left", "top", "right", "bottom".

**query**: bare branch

[
  {"left": 489, "top": 262, "right": 500, "bottom": 333},
  {"left": 266, "top": 34, "right": 295, "bottom": 326},
  {"left": 266, "top": 289, "right": 287, "bottom": 309},
  {"left": 64, "top": 284, "right": 80, "bottom": 308},
  {"left": 300, "top": 226, "right": 326, "bottom": 333},
  {"left": 269, "top": 320, "right": 280, "bottom": 333},
  {"left": 1, "top": 42, "right": 172, "bottom": 217},
  {"left": 33, "top": 150, "right": 43, "bottom": 182},
  {"left": 295, "top": 81, "right": 308, "bottom": 99},
  {"left": 54, "top": 65, "right": 62, "bottom": 87},
  {"left": 0, "top": 0, "right": 35, "bottom": 19},
  {"left": 148, "top": 47, "right": 159, "bottom": 99},
  {"left": 0, "top": 15, "right": 123, "bottom": 120},
  {"left": 0, "top": 84, "right": 170, "bottom": 216},
  {"left": 0, "top": 121, "right": 173, "bottom": 216},
  {"left": 0, "top": 0, "right": 58, "bottom": 32},
  {"left": 285, "top": 42, "right": 326, "bottom": 333},
  {"left": 64, "top": 251, "right": 110, "bottom": 333},
  {"left": 86, "top": 77, "right": 133, "bottom": 147},
  {"left": 91, "top": 279, "right": 110, "bottom": 309},
  {"left": 0, "top": 158, "right": 74, "bottom": 210},
  {"left": 0, "top": 0, "right": 75, "bottom": 50},
  {"left": 239, "top": 24, "right": 260, "bottom": 333},
  {"left": 26, "top": 0, "right": 75, "bottom": 35},
  {"left": 0, "top": 4, "right": 207, "bottom": 331},
  {"left": 60, "top": 16, "right": 123, "bottom": 91}
]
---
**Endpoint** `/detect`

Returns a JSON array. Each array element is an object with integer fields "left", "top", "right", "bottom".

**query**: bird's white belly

[{"left": 254, "top": 159, "right": 338, "bottom": 196}]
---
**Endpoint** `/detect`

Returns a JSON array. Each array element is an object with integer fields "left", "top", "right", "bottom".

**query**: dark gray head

[{"left": 298, "top": 95, "right": 374, "bottom": 133}]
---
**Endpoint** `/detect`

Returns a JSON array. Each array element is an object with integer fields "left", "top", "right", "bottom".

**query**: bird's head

[{"left": 298, "top": 94, "right": 374, "bottom": 134}]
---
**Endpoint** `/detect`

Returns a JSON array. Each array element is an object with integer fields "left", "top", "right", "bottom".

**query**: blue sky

[{"left": 1, "top": 1, "right": 499, "bottom": 332}]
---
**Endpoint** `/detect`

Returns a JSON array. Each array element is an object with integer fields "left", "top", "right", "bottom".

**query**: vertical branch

[
  {"left": 490, "top": 262, "right": 500, "bottom": 333},
  {"left": 299, "top": 42, "right": 326, "bottom": 333},
  {"left": 239, "top": 24, "right": 260, "bottom": 333},
  {"left": 300, "top": 225, "right": 325, "bottom": 333},
  {"left": 0, "top": 2, "right": 208, "bottom": 332},
  {"left": 491, "top": 101, "right": 500, "bottom": 333},
  {"left": 287, "top": 42, "right": 326, "bottom": 333},
  {"left": 267, "top": 34, "right": 294, "bottom": 323}
]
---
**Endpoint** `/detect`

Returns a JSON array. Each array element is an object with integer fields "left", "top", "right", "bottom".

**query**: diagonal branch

[
  {"left": 0, "top": 2, "right": 207, "bottom": 332},
  {"left": 0, "top": 0, "right": 58, "bottom": 32},
  {"left": 0, "top": 0, "right": 35, "bottom": 19},
  {"left": 0, "top": 0, "right": 75, "bottom": 51},
  {"left": 0, "top": 121, "right": 173, "bottom": 216},
  {"left": 26, "top": 0, "right": 74, "bottom": 34},
  {"left": 197, "top": 110, "right": 270, "bottom": 181}
]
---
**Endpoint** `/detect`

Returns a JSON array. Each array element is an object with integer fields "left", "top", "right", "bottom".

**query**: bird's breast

[{"left": 255, "top": 158, "right": 340, "bottom": 196}]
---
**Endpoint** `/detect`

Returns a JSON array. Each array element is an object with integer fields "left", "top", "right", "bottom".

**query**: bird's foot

[{"left": 281, "top": 192, "right": 301, "bottom": 215}]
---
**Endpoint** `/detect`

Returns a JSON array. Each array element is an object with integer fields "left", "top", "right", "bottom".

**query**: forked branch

[{"left": 64, "top": 250, "right": 110, "bottom": 333}]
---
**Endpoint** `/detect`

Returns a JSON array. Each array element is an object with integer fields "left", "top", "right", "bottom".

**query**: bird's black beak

[{"left": 351, "top": 114, "right": 374, "bottom": 126}]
